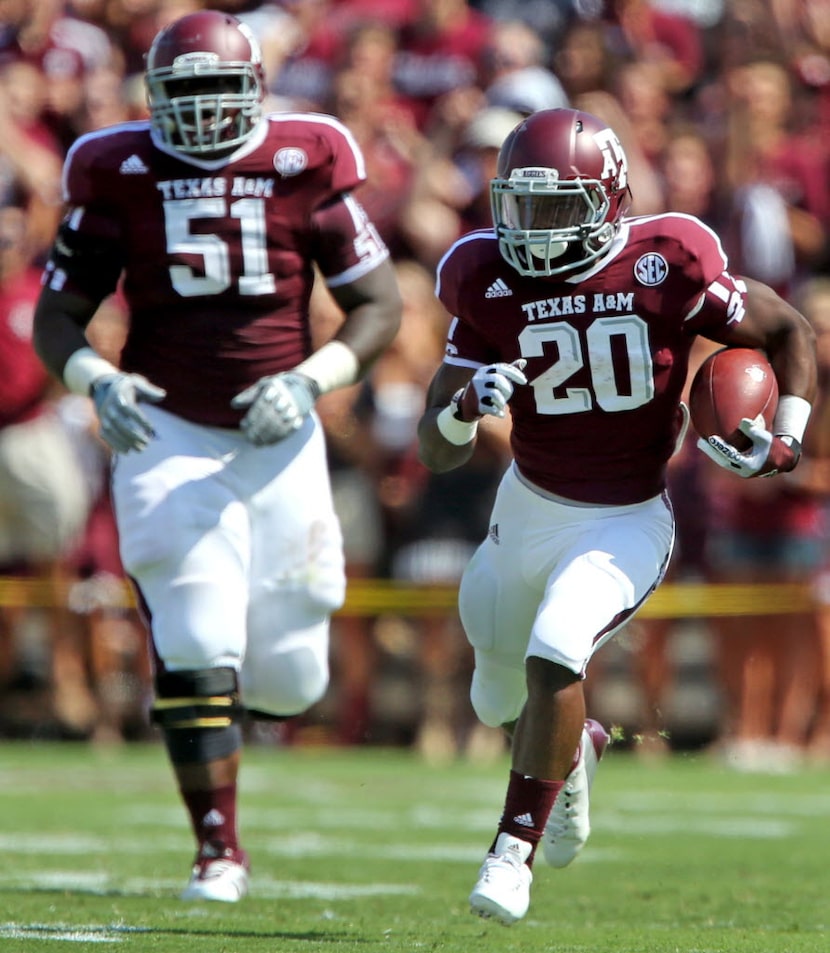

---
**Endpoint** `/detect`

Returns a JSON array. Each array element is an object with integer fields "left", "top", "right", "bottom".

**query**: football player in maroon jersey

[
  {"left": 32, "top": 10, "right": 401, "bottom": 902},
  {"left": 417, "top": 107, "right": 817, "bottom": 925}
]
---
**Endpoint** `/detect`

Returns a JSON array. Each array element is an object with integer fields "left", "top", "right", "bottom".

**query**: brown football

[{"left": 689, "top": 347, "right": 778, "bottom": 450}]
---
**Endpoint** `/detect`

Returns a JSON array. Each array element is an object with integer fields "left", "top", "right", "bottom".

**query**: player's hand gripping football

[
  {"left": 454, "top": 359, "right": 528, "bottom": 421},
  {"left": 91, "top": 373, "right": 167, "bottom": 454},
  {"left": 231, "top": 372, "right": 320, "bottom": 446},
  {"left": 697, "top": 414, "right": 800, "bottom": 478}
]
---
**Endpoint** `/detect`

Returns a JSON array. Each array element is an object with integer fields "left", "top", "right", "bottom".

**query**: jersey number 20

[{"left": 519, "top": 315, "right": 654, "bottom": 414}]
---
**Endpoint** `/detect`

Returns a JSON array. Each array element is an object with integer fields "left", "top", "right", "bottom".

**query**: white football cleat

[
  {"left": 469, "top": 832, "right": 533, "bottom": 925},
  {"left": 180, "top": 844, "right": 250, "bottom": 902},
  {"left": 542, "top": 718, "right": 609, "bottom": 868}
]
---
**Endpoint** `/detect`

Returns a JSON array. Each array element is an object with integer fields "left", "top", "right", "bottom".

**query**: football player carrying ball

[{"left": 417, "top": 107, "right": 817, "bottom": 925}]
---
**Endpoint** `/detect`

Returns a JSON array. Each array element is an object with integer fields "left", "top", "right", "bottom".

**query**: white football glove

[
  {"left": 455, "top": 359, "right": 528, "bottom": 421},
  {"left": 231, "top": 372, "right": 320, "bottom": 446},
  {"left": 91, "top": 373, "right": 166, "bottom": 454},
  {"left": 697, "top": 414, "right": 800, "bottom": 478}
]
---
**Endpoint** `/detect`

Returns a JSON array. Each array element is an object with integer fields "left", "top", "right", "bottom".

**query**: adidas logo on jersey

[
  {"left": 488, "top": 523, "right": 500, "bottom": 545},
  {"left": 485, "top": 278, "right": 512, "bottom": 298},
  {"left": 513, "top": 812, "right": 534, "bottom": 827},
  {"left": 119, "top": 154, "right": 148, "bottom": 174}
]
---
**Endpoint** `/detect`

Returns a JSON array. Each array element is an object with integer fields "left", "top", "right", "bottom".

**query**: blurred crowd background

[{"left": 2, "top": 0, "right": 830, "bottom": 772}]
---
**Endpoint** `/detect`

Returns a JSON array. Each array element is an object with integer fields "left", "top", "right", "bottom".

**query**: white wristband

[
  {"left": 772, "top": 394, "right": 811, "bottom": 442},
  {"left": 295, "top": 340, "right": 360, "bottom": 395},
  {"left": 436, "top": 403, "right": 479, "bottom": 445},
  {"left": 62, "top": 347, "right": 119, "bottom": 396}
]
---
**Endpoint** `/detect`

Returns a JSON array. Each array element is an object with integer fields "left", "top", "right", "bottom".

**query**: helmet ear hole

[
  {"left": 491, "top": 108, "right": 630, "bottom": 277},
  {"left": 145, "top": 10, "right": 265, "bottom": 156}
]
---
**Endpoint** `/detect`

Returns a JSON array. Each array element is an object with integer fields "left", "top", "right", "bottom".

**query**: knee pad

[
  {"left": 154, "top": 667, "right": 243, "bottom": 764},
  {"left": 153, "top": 667, "right": 242, "bottom": 729},
  {"left": 470, "top": 658, "right": 526, "bottom": 729}
]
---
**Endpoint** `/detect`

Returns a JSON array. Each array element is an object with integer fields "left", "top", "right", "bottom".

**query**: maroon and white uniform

[
  {"left": 439, "top": 213, "right": 744, "bottom": 505},
  {"left": 439, "top": 212, "right": 746, "bottom": 725},
  {"left": 46, "top": 112, "right": 390, "bottom": 712},
  {"left": 50, "top": 112, "right": 387, "bottom": 426},
  {"left": 421, "top": 108, "right": 813, "bottom": 922}
]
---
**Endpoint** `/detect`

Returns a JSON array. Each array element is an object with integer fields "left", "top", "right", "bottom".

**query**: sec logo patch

[
  {"left": 274, "top": 148, "right": 308, "bottom": 177},
  {"left": 635, "top": 253, "right": 668, "bottom": 286}
]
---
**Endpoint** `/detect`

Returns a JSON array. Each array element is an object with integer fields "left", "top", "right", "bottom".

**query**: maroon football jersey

[
  {"left": 438, "top": 213, "right": 748, "bottom": 505},
  {"left": 49, "top": 113, "right": 389, "bottom": 426}
]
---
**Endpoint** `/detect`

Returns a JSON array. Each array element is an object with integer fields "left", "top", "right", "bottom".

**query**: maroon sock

[
  {"left": 181, "top": 783, "right": 239, "bottom": 853},
  {"left": 490, "top": 770, "right": 564, "bottom": 867}
]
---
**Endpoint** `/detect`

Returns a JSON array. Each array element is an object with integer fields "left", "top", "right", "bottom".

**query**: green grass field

[{"left": 1, "top": 741, "right": 828, "bottom": 953}]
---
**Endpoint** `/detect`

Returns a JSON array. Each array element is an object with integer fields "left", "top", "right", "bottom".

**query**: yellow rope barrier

[
  {"left": 339, "top": 580, "right": 817, "bottom": 617},
  {"left": 0, "top": 576, "right": 818, "bottom": 618}
]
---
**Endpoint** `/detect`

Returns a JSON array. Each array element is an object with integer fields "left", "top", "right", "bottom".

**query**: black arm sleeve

[{"left": 43, "top": 217, "right": 124, "bottom": 305}]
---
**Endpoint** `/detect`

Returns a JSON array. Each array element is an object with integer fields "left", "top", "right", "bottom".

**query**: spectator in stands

[
  {"left": 600, "top": 0, "right": 705, "bottom": 97},
  {"left": 310, "top": 272, "right": 387, "bottom": 746},
  {"left": 0, "top": 57, "right": 63, "bottom": 259},
  {"left": 657, "top": 123, "right": 723, "bottom": 226},
  {"left": 553, "top": 15, "right": 665, "bottom": 215},
  {"left": 327, "top": 20, "right": 423, "bottom": 254},
  {"left": 479, "top": 19, "right": 569, "bottom": 117},
  {"left": 0, "top": 196, "right": 93, "bottom": 735},
  {"left": 704, "top": 421, "right": 826, "bottom": 772},
  {"left": 721, "top": 58, "right": 829, "bottom": 294},
  {"left": 794, "top": 277, "right": 830, "bottom": 762},
  {"left": 267, "top": 0, "right": 344, "bottom": 110},
  {"left": 614, "top": 59, "right": 672, "bottom": 169},
  {"left": 699, "top": 58, "right": 830, "bottom": 771},
  {"left": 471, "top": 0, "right": 577, "bottom": 52},
  {"left": 397, "top": 105, "right": 522, "bottom": 268},
  {"left": 392, "top": 0, "right": 495, "bottom": 130},
  {"left": 787, "top": 0, "right": 830, "bottom": 138},
  {"left": 379, "top": 259, "right": 510, "bottom": 761}
]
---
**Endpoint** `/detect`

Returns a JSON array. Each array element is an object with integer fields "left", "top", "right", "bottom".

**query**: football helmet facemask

[
  {"left": 145, "top": 11, "right": 265, "bottom": 157},
  {"left": 490, "top": 108, "right": 632, "bottom": 277}
]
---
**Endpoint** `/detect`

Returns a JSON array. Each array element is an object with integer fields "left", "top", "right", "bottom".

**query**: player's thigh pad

[
  {"left": 112, "top": 409, "right": 256, "bottom": 670},
  {"left": 241, "top": 617, "right": 330, "bottom": 716},
  {"left": 246, "top": 412, "right": 346, "bottom": 616},
  {"left": 458, "top": 472, "right": 545, "bottom": 727},
  {"left": 527, "top": 494, "right": 674, "bottom": 672},
  {"left": 469, "top": 648, "right": 528, "bottom": 728},
  {"left": 241, "top": 413, "right": 344, "bottom": 715},
  {"left": 461, "top": 538, "right": 537, "bottom": 724}
]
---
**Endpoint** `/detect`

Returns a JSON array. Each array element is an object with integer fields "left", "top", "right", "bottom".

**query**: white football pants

[
  {"left": 460, "top": 463, "right": 675, "bottom": 728},
  {"left": 112, "top": 405, "right": 345, "bottom": 716}
]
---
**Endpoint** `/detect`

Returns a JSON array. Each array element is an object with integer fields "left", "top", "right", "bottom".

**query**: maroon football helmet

[
  {"left": 145, "top": 11, "right": 266, "bottom": 157},
  {"left": 490, "top": 108, "right": 632, "bottom": 276}
]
